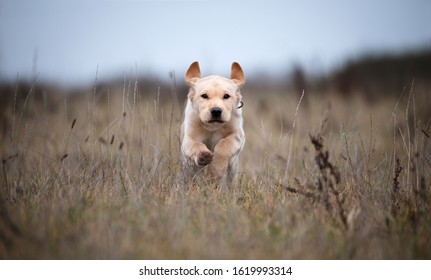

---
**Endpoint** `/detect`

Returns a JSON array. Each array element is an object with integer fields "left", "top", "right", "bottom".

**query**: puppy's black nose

[{"left": 210, "top": 107, "right": 222, "bottom": 119}]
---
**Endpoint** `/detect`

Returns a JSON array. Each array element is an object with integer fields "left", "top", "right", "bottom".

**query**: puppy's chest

[{"left": 203, "top": 133, "right": 224, "bottom": 151}]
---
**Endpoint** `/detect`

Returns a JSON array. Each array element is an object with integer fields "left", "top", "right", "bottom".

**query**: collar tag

[{"left": 237, "top": 100, "right": 244, "bottom": 109}]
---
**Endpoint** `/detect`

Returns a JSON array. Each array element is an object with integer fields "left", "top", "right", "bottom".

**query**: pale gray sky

[{"left": 1, "top": 0, "right": 431, "bottom": 85}]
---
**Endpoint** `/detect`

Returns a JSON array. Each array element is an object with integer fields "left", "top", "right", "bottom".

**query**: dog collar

[{"left": 237, "top": 100, "right": 244, "bottom": 109}]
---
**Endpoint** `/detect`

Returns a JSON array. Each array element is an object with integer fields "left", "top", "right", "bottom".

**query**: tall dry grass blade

[
  {"left": 122, "top": 72, "right": 126, "bottom": 115},
  {"left": 10, "top": 74, "right": 19, "bottom": 147},
  {"left": 170, "top": 69, "right": 180, "bottom": 117},
  {"left": 17, "top": 74, "right": 38, "bottom": 146},
  {"left": 405, "top": 78, "right": 415, "bottom": 194},
  {"left": 91, "top": 65, "right": 98, "bottom": 161},
  {"left": 342, "top": 127, "right": 358, "bottom": 187},
  {"left": 107, "top": 88, "right": 112, "bottom": 163},
  {"left": 411, "top": 81, "right": 419, "bottom": 195},
  {"left": 284, "top": 90, "right": 305, "bottom": 183}
]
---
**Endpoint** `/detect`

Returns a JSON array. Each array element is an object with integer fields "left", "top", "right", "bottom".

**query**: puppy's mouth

[{"left": 207, "top": 119, "right": 225, "bottom": 124}]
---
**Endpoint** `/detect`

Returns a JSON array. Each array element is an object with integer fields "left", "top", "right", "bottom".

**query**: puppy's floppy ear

[
  {"left": 230, "top": 62, "right": 246, "bottom": 88},
  {"left": 185, "top": 61, "right": 201, "bottom": 87}
]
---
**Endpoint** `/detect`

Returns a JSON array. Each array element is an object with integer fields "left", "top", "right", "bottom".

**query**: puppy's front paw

[{"left": 196, "top": 151, "right": 213, "bottom": 166}]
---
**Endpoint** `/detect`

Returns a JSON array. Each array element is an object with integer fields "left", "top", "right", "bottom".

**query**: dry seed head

[
  {"left": 60, "top": 153, "right": 68, "bottom": 161},
  {"left": 71, "top": 118, "right": 76, "bottom": 130}
]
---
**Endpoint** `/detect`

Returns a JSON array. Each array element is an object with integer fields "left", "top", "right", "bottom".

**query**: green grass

[{"left": 0, "top": 80, "right": 430, "bottom": 259}]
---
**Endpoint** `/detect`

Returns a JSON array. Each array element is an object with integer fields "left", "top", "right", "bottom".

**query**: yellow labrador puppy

[{"left": 181, "top": 61, "right": 246, "bottom": 182}]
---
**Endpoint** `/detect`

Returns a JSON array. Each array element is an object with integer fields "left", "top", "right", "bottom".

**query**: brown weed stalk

[
  {"left": 310, "top": 134, "right": 347, "bottom": 230},
  {"left": 283, "top": 134, "right": 348, "bottom": 230},
  {"left": 391, "top": 158, "right": 403, "bottom": 217}
]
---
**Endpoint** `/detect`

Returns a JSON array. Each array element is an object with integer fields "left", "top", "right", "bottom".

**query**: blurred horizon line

[{"left": 1, "top": 44, "right": 430, "bottom": 89}]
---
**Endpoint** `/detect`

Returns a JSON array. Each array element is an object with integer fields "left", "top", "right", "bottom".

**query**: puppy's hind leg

[{"left": 226, "top": 156, "right": 240, "bottom": 183}]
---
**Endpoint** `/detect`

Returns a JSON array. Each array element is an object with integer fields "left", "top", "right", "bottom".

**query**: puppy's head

[{"left": 185, "top": 61, "right": 245, "bottom": 126}]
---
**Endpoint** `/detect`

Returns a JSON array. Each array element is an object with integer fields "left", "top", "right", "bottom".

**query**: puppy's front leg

[
  {"left": 209, "top": 133, "right": 243, "bottom": 179},
  {"left": 182, "top": 139, "right": 213, "bottom": 167}
]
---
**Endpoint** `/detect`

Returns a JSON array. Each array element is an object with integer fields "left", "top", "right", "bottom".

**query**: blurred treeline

[
  {"left": 271, "top": 48, "right": 431, "bottom": 100},
  {"left": 329, "top": 48, "right": 431, "bottom": 100},
  {"left": 1, "top": 48, "right": 431, "bottom": 113}
]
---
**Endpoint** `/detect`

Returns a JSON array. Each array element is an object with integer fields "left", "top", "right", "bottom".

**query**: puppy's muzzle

[{"left": 209, "top": 107, "right": 223, "bottom": 122}]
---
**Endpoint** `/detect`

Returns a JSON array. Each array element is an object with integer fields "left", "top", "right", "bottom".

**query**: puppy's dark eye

[
  {"left": 223, "top": 94, "right": 230, "bottom": 99},
  {"left": 201, "top": 94, "right": 208, "bottom": 99}
]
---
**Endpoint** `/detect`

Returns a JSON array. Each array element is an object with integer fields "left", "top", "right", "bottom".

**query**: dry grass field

[{"left": 0, "top": 76, "right": 430, "bottom": 259}]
